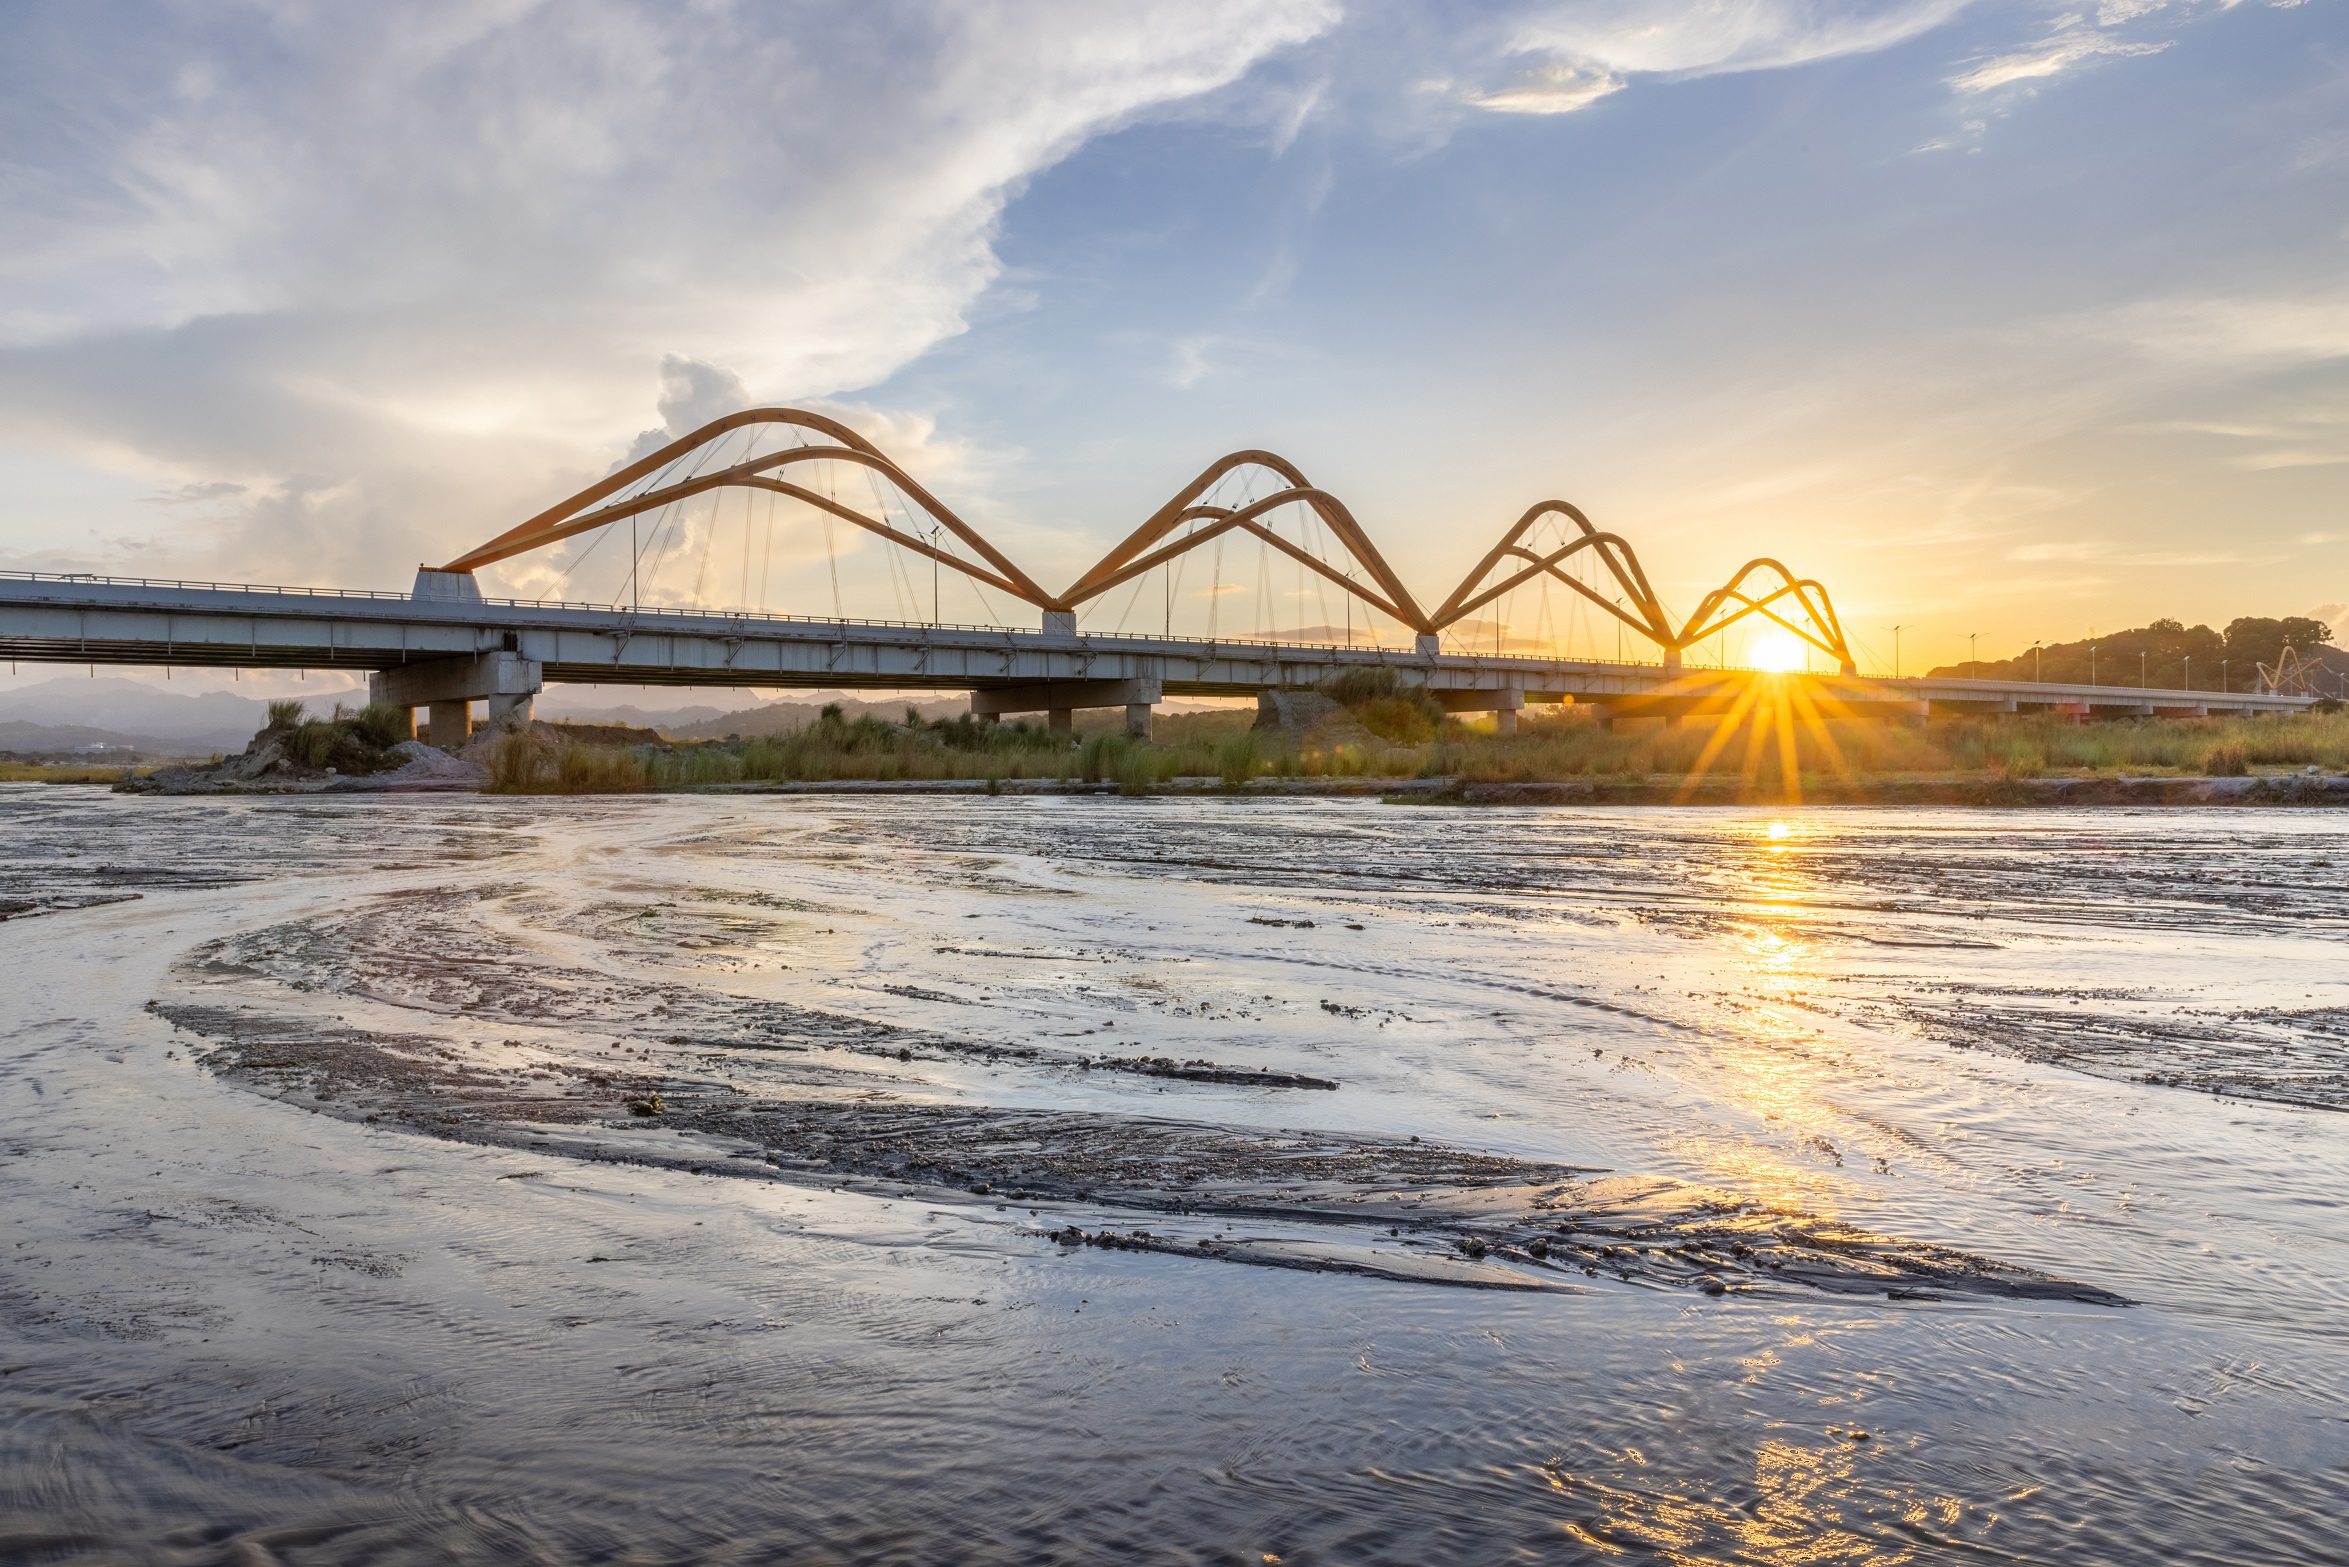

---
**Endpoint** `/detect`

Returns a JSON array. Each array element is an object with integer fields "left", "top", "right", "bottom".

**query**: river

[{"left": 2, "top": 788, "right": 2344, "bottom": 1563}]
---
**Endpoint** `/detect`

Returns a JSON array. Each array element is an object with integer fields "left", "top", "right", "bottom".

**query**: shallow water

[{"left": 2, "top": 789, "right": 2345, "bottom": 1563}]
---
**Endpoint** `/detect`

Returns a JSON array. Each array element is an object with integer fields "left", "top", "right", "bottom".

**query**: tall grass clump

[{"left": 256, "top": 700, "right": 412, "bottom": 774}]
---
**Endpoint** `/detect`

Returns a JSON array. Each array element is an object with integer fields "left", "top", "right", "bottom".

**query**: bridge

[{"left": 0, "top": 406, "right": 2313, "bottom": 743}]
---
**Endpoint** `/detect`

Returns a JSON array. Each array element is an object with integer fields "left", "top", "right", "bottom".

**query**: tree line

[{"left": 1927, "top": 617, "right": 2336, "bottom": 691}]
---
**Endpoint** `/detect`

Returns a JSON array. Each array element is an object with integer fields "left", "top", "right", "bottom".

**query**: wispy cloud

[
  {"left": 2071, "top": 291, "right": 2349, "bottom": 367},
  {"left": 1469, "top": 0, "right": 1969, "bottom": 115},
  {"left": 2007, "top": 540, "right": 2266, "bottom": 566},
  {"left": 1950, "top": 22, "right": 2170, "bottom": 94}
]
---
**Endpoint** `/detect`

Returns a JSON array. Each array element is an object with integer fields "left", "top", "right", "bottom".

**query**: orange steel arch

[
  {"left": 1674, "top": 560, "right": 1855, "bottom": 674},
  {"left": 1427, "top": 500, "right": 1678, "bottom": 651},
  {"left": 441, "top": 407, "right": 1855, "bottom": 671},
  {"left": 1058, "top": 450, "right": 1430, "bottom": 627},
  {"left": 436, "top": 407, "right": 1054, "bottom": 606}
]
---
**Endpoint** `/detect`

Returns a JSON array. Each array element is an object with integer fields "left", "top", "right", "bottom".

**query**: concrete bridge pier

[
  {"left": 371, "top": 650, "right": 542, "bottom": 751},
  {"left": 1432, "top": 686, "right": 1527, "bottom": 735},
  {"left": 972, "top": 677, "right": 1161, "bottom": 739}
]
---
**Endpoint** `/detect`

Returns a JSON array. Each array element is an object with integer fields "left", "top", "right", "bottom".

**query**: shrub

[
  {"left": 488, "top": 731, "right": 547, "bottom": 791},
  {"left": 2203, "top": 740, "right": 2249, "bottom": 777},
  {"left": 286, "top": 719, "right": 342, "bottom": 769},
  {"left": 1217, "top": 732, "right": 1265, "bottom": 786},
  {"left": 1356, "top": 696, "right": 1437, "bottom": 744},
  {"left": 1991, "top": 743, "right": 2046, "bottom": 781},
  {"left": 1321, "top": 666, "right": 1403, "bottom": 706},
  {"left": 349, "top": 703, "right": 412, "bottom": 749},
  {"left": 555, "top": 743, "right": 648, "bottom": 792},
  {"left": 265, "top": 699, "right": 305, "bottom": 729}
]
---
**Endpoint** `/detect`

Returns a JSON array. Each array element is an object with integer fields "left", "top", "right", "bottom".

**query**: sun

[{"left": 1750, "top": 630, "right": 1807, "bottom": 672}]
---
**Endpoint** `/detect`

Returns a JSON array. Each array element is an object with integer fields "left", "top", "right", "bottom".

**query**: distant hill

[
  {"left": 0, "top": 674, "right": 347, "bottom": 751},
  {"left": 1928, "top": 617, "right": 2344, "bottom": 695},
  {"left": 529, "top": 695, "right": 734, "bottom": 727},
  {"left": 0, "top": 720, "right": 224, "bottom": 758}
]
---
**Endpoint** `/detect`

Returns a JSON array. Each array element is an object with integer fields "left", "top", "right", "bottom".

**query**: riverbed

[{"left": 2, "top": 789, "right": 2344, "bottom": 1563}]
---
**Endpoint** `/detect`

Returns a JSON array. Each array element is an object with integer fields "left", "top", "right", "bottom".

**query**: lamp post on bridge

[
  {"left": 1968, "top": 632, "right": 1981, "bottom": 678},
  {"left": 2033, "top": 641, "right": 2042, "bottom": 683},
  {"left": 2183, "top": 655, "right": 2191, "bottom": 692},
  {"left": 1891, "top": 624, "right": 1904, "bottom": 678}
]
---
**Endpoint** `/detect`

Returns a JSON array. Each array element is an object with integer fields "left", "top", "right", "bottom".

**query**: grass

[
  {"left": 477, "top": 694, "right": 2349, "bottom": 797},
  {"left": 263, "top": 700, "right": 415, "bottom": 775},
  {"left": 0, "top": 763, "right": 154, "bottom": 784}
]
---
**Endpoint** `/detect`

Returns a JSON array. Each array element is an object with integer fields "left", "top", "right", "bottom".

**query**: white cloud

[
  {"left": 0, "top": 1, "right": 1335, "bottom": 584},
  {"left": 1470, "top": 0, "right": 1969, "bottom": 114},
  {"left": 1950, "top": 23, "right": 2171, "bottom": 93},
  {"left": 2075, "top": 292, "right": 2349, "bottom": 367},
  {"left": 1466, "top": 64, "right": 1625, "bottom": 116}
]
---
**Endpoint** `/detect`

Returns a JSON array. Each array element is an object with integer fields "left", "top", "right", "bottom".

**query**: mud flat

[{"left": 4, "top": 789, "right": 2347, "bottom": 1562}]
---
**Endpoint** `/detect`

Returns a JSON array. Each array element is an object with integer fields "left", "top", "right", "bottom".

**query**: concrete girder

[{"left": 972, "top": 676, "right": 1161, "bottom": 738}]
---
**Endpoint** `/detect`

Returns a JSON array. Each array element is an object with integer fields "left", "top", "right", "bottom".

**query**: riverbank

[
  {"left": 682, "top": 772, "right": 2349, "bottom": 806},
  {"left": 92, "top": 699, "right": 2349, "bottom": 805}
]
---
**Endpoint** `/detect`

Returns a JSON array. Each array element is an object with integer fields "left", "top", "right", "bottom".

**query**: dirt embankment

[{"left": 120, "top": 731, "right": 485, "bottom": 794}]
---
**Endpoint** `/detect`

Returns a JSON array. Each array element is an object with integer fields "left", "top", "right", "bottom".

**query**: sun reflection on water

[{"left": 1665, "top": 816, "right": 1862, "bottom": 1215}]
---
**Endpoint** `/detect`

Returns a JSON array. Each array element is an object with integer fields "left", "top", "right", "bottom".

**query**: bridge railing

[{"left": 1, "top": 568, "right": 1702, "bottom": 670}]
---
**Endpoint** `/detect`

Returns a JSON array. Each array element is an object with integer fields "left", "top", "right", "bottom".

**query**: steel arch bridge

[{"left": 439, "top": 407, "right": 1858, "bottom": 676}]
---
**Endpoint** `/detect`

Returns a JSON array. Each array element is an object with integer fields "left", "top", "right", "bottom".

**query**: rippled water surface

[{"left": 3, "top": 788, "right": 2346, "bottom": 1564}]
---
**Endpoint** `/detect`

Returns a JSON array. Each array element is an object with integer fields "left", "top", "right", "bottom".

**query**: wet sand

[{"left": 3, "top": 790, "right": 2346, "bottom": 1561}]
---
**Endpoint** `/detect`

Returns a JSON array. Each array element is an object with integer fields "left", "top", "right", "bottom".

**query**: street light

[
  {"left": 2090, "top": 643, "right": 2099, "bottom": 685},
  {"left": 2221, "top": 658, "right": 2230, "bottom": 694},
  {"left": 2183, "top": 654, "right": 2191, "bottom": 692},
  {"left": 2140, "top": 650, "right": 2147, "bottom": 688},
  {"left": 1890, "top": 624, "right": 1904, "bottom": 679},
  {"left": 2032, "top": 641, "right": 2043, "bottom": 683},
  {"left": 1969, "top": 631, "right": 1981, "bottom": 677}
]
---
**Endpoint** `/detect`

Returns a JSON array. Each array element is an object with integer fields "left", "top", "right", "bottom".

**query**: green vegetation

[
  {"left": 1933, "top": 616, "right": 2336, "bottom": 691},
  {"left": 262, "top": 699, "right": 414, "bottom": 775},
  {"left": 0, "top": 762, "right": 151, "bottom": 784},
  {"left": 1435, "top": 711, "right": 2349, "bottom": 788},
  {"left": 481, "top": 690, "right": 2349, "bottom": 796}
]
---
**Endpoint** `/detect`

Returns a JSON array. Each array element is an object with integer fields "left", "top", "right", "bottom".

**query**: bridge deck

[{"left": 0, "top": 571, "right": 2312, "bottom": 718}]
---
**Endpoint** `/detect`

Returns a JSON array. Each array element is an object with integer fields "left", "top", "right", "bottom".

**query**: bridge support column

[
  {"left": 1415, "top": 634, "right": 1440, "bottom": 656},
  {"left": 973, "top": 677, "right": 1160, "bottom": 739},
  {"left": 425, "top": 701, "right": 471, "bottom": 749},
  {"left": 1429, "top": 687, "right": 1524, "bottom": 733},
  {"left": 372, "top": 651, "right": 541, "bottom": 751}
]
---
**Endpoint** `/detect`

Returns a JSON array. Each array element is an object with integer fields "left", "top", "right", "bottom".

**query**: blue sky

[{"left": 1, "top": 0, "right": 2342, "bottom": 677}]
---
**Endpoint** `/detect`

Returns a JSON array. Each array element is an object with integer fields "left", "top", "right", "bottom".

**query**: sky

[{"left": 1, "top": 0, "right": 2344, "bottom": 685}]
